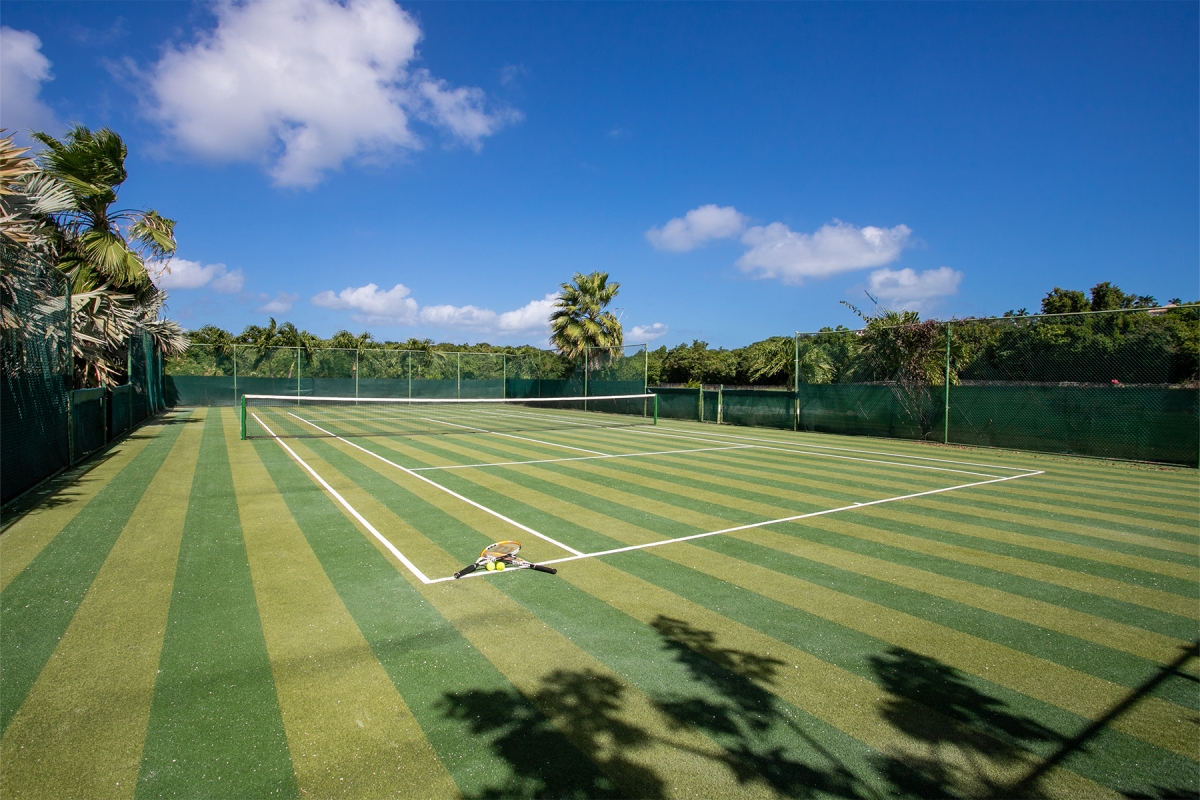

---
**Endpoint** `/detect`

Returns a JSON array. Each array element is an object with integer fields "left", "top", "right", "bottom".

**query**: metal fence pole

[
  {"left": 233, "top": 344, "right": 238, "bottom": 407},
  {"left": 794, "top": 332, "right": 799, "bottom": 393},
  {"left": 943, "top": 322, "right": 952, "bottom": 445},
  {"left": 457, "top": 352, "right": 461, "bottom": 399},
  {"left": 355, "top": 349, "right": 359, "bottom": 402},
  {"left": 296, "top": 346, "right": 301, "bottom": 403},
  {"left": 502, "top": 354, "right": 507, "bottom": 399}
]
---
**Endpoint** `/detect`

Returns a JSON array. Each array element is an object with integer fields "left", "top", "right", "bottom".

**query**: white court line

[
  {"left": 626, "top": 427, "right": 1001, "bottom": 478},
  {"left": 411, "top": 444, "right": 755, "bottom": 472},
  {"left": 653, "top": 424, "right": 1040, "bottom": 474},
  {"left": 251, "top": 413, "right": 435, "bottom": 585},
  {"left": 419, "top": 415, "right": 610, "bottom": 456},
  {"left": 287, "top": 412, "right": 585, "bottom": 556},
  {"left": 540, "top": 470, "right": 1045, "bottom": 566}
]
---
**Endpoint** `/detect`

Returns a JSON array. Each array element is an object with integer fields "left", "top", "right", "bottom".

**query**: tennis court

[{"left": 1, "top": 403, "right": 1197, "bottom": 799}]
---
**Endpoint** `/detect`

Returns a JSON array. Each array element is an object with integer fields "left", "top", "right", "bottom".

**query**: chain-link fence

[
  {"left": 650, "top": 307, "right": 1199, "bottom": 465},
  {"left": 166, "top": 342, "right": 649, "bottom": 405},
  {"left": 2, "top": 244, "right": 166, "bottom": 504}
]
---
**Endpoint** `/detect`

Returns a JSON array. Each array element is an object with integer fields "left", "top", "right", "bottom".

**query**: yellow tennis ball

[
  {"left": 485, "top": 562, "right": 496, "bottom": 571},
  {"left": 496, "top": 562, "right": 505, "bottom": 571}
]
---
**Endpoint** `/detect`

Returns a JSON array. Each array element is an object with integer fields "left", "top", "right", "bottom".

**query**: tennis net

[{"left": 241, "top": 393, "right": 657, "bottom": 440}]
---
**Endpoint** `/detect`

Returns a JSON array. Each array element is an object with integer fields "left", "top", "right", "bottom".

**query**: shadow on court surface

[{"left": 439, "top": 618, "right": 1196, "bottom": 799}]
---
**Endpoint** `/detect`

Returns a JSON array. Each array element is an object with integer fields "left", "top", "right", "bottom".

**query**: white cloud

[
  {"left": 737, "top": 220, "right": 911, "bottom": 284},
  {"left": 646, "top": 204, "right": 746, "bottom": 252},
  {"left": 146, "top": 0, "right": 518, "bottom": 187},
  {"left": 311, "top": 283, "right": 556, "bottom": 334},
  {"left": 496, "top": 293, "right": 558, "bottom": 332},
  {"left": 0, "top": 27, "right": 59, "bottom": 140},
  {"left": 629, "top": 323, "right": 668, "bottom": 342},
  {"left": 312, "top": 282, "right": 419, "bottom": 324},
  {"left": 418, "top": 292, "right": 557, "bottom": 333},
  {"left": 256, "top": 292, "right": 300, "bottom": 314},
  {"left": 866, "top": 267, "right": 962, "bottom": 311},
  {"left": 149, "top": 258, "right": 244, "bottom": 293}
]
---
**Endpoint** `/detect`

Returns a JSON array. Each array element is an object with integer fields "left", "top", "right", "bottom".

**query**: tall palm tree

[
  {"left": 5, "top": 129, "right": 186, "bottom": 386},
  {"left": 32, "top": 125, "right": 176, "bottom": 297},
  {"left": 549, "top": 271, "right": 623, "bottom": 359}
]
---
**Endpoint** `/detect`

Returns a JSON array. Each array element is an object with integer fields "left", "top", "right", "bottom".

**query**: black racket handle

[
  {"left": 454, "top": 564, "right": 478, "bottom": 579},
  {"left": 531, "top": 564, "right": 557, "bottom": 575}
]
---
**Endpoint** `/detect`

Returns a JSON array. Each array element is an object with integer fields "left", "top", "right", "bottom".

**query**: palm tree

[
  {"left": 32, "top": 125, "right": 176, "bottom": 297},
  {"left": 4, "top": 129, "right": 186, "bottom": 386},
  {"left": 549, "top": 271, "right": 623, "bottom": 361}
]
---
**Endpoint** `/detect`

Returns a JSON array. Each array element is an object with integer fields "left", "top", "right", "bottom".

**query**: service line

[{"left": 410, "top": 444, "right": 754, "bottom": 472}]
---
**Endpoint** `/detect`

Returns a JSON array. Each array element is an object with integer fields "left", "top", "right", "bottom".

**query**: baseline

[{"left": 539, "top": 470, "right": 1045, "bottom": 567}]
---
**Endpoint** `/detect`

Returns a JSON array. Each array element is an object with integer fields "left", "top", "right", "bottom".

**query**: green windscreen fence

[
  {"left": 651, "top": 308, "right": 1198, "bottom": 465},
  {"left": 2, "top": 243, "right": 169, "bottom": 505},
  {"left": 166, "top": 343, "right": 650, "bottom": 406},
  {"left": 2, "top": 244, "right": 71, "bottom": 504}
]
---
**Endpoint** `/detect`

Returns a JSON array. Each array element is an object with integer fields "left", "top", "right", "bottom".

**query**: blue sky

[{"left": 2, "top": 1, "right": 1196, "bottom": 348}]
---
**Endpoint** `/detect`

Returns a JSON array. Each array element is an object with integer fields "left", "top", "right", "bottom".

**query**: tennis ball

[
  {"left": 496, "top": 562, "right": 505, "bottom": 571},
  {"left": 485, "top": 562, "right": 496, "bottom": 571}
]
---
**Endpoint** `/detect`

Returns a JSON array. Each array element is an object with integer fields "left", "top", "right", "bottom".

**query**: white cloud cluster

[
  {"left": 645, "top": 205, "right": 746, "bottom": 252},
  {"left": 311, "top": 284, "right": 556, "bottom": 335},
  {"left": 312, "top": 283, "right": 419, "bottom": 324},
  {"left": 629, "top": 323, "right": 668, "bottom": 342},
  {"left": 0, "top": 27, "right": 59, "bottom": 140},
  {"left": 149, "top": 258, "right": 244, "bottom": 293},
  {"left": 257, "top": 292, "right": 300, "bottom": 314},
  {"left": 647, "top": 205, "right": 913, "bottom": 285},
  {"left": 866, "top": 267, "right": 962, "bottom": 311},
  {"left": 146, "top": 0, "right": 519, "bottom": 187},
  {"left": 738, "top": 221, "right": 912, "bottom": 284}
]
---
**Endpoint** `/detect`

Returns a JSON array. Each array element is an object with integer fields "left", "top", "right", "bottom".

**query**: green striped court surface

[{"left": 1, "top": 407, "right": 1196, "bottom": 799}]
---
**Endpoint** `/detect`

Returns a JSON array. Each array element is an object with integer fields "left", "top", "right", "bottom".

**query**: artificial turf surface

[{"left": 0, "top": 406, "right": 1196, "bottom": 799}]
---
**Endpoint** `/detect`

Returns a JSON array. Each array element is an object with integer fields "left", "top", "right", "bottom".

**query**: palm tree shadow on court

[
  {"left": 438, "top": 615, "right": 869, "bottom": 799},
  {"left": 867, "top": 646, "right": 1062, "bottom": 798}
]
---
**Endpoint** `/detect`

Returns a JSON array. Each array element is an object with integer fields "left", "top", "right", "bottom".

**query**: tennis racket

[{"left": 453, "top": 540, "right": 558, "bottom": 579}]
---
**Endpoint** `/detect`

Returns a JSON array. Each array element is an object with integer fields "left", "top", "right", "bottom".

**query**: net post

[
  {"left": 653, "top": 392, "right": 658, "bottom": 425},
  {"left": 240, "top": 394, "right": 246, "bottom": 440},
  {"left": 943, "top": 321, "right": 951, "bottom": 445}
]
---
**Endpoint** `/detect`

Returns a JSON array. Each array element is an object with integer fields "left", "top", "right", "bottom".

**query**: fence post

[
  {"left": 408, "top": 352, "right": 412, "bottom": 398},
  {"left": 717, "top": 384, "right": 723, "bottom": 425},
  {"left": 355, "top": 349, "right": 359, "bottom": 401},
  {"left": 943, "top": 322, "right": 952, "bottom": 445},
  {"left": 643, "top": 346, "right": 649, "bottom": 393},
  {"left": 502, "top": 354, "right": 507, "bottom": 399},
  {"left": 794, "top": 333, "right": 799, "bottom": 393},
  {"left": 457, "top": 352, "right": 461, "bottom": 399},
  {"left": 296, "top": 346, "right": 301, "bottom": 403},
  {"left": 233, "top": 344, "right": 238, "bottom": 407}
]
